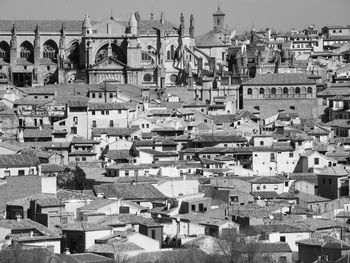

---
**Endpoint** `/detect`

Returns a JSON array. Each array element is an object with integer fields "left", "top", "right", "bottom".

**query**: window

[
  {"left": 43, "top": 40, "right": 57, "bottom": 60},
  {"left": 82, "top": 157, "right": 86, "bottom": 161},
  {"left": 101, "top": 111, "right": 105, "bottom": 115},
  {"left": 59, "top": 121, "right": 65, "bottom": 126},
  {"left": 314, "top": 158, "right": 319, "bottom": 165},
  {"left": 323, "top": 178, "right": 326, "bottom": 184},
  {"left": 151, "top": 230, "right": 156, "bottom": 239},
  {"left": 280, "top": 236, "right": 286, "bottom": 242},
  {"left": 19, "top": 41, "right": 33, "bottom": 61},
  {"left": 285, "top": 181, "right": 289, "bottom": 187},
  {"left": 259, "top": 88, "right": 264, "bottom": 95},
  {"left": 73, "top": 116, "right": 78, "bottom": 124},
  {"left": 92, "top": 120, "right": 97, "bottom": 127},
  {"left": 142, "top": 124, "right": 145, "bottom": 128},
  {"left": 283, "top": 87, "right": 288, "bottom": 94},
  {"left": 98, "top": 93, "right": 102, "bottom": 98},
  {"left": 263, "top": 185, "right": 266, "bottom": 189},
  {"left": 167, "top": 45, "right": 176, "bottom": 60},
  {"left": 125, "top": 170, "right": 129, "bottom": 176},
  {"left": 71, "top": 127, "right": 77, "bottom": 134},
  {"left": 290, "top": 106, "right": 295, "bottom": 110},
  {"left": 307, "top": 87, "right": 313, "bottom": 94},
  {"left": 60, "top": 217, "right": 68, "bottom": 224},
  {"left": 191, "top": 205, "right": 196, "bottom": 211},
  {"left": 271, "top": 88, "right": 276, "bottom": 95},
  {"left": 109, "top": 120, "right": 114, "bottom": 127},
  {"left": 118, "top": 110, "right": 122, "bottom": 114},
  {"left": 256, "top": 186, "right": 260, "bottom": 190},
  {"left": 92, "top": 111, "right": 95, "bottom": 115},
  {"left": 247, "top": 88, "right": 252, "bottom": 95},
  {"left": 106, "top": 110, "right": 109, "bottom": 115},
  {"left": 260, "top": 141, "right": 264, "bottom": 146},
  {"left": 142, "top": 52, "right": 153, "bottom": 61},
  {"left": 295, "top": 87, "right": 300, "bottom": 94},
  {"left": 18, "top": 170, "right": 25, "bottom": 176},
  {"left": 329, "top": 178, "right": 332, "bottom": 184},
  {"left": 109, "top": 93, "right": 113, "bottom": 98},
  {"left": 289, "top": 152, "right": 293, "bottom": 157},
  {"left": 143, "top": 73, "right": 153, "bottom": 82},
  {"left": 47, "top": 66, "right": 50, "bottom": 71},
  {"left": 75, "top": 157, "right": 80, "bottom": 162},
  {"left": 92, "top": 93, "right": 96, "bottom": 98}
]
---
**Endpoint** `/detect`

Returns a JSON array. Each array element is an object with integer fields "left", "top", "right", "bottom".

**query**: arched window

[
  {"left": 19, "top": 41, "right": 34, "bottom": 61},
  {"left": 141, "top": 52, "right": 153, "bottom": 62},
  {"left": 0, "top": 73, "right": 7, "bottom": 82},
  {"left": 295, "top": 87, "right": 300, "bottom": 94},
  {"left": 247, "top": 88, "right": 252, "bottom": 95},
  {"left": 67, "top": 41, "right": 80, "bottom": 66},
  {"left": 43, "top": 40, "right": 58, "bottom": 60},
  {"left": 167, "top": 45, "right": 176, "bottom": 60},
  {"left": 283, "top": 87, "right": 289, "bottom": 94},
  {"left": 143, "top": 73, "right": 153, "bottom": 82},
  {"left": 43, "top": 74, "right": 56, "bottom": 85},
  {"left": 307, "top": 87, "right": 313, "bottom": 94},
  {"left": 259, "top": 88, "right": 264, "bottom": 95},
  {"left": 0, "top": 41, "right": 10, "bottom": 63},
  {"left": 271, "top": 88, "right": 276, "bottom": 95},
  {"left": 95, "top": 43, "right": 126, "bottom": 64}
]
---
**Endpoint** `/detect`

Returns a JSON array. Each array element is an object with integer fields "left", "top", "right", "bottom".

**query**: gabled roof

[
  {"left": 317, "top": 166, "right": 350, "bottom": 177},
  {"left": 88, "top": 103, "right": 127, "bottom": 111},
  {"left": 0, "top": 153, "right": 40, "bottom": 168},
  {"left": 93, "top": 183, "right": 166, "bottom": 200},
  {"left": 244, "top": 73, "right": 316, "bottom": 85}
]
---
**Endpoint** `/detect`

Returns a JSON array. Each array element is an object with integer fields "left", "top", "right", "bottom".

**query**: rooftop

[{"left": 244, "top": 73, "right": 316, "bottom": 85}]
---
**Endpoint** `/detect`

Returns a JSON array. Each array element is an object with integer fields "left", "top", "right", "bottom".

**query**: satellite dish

[
  {"left": 258, "top": 196, "right": 261, "bottom": 200},
  {"left": 269, "top": 214, "right": 274, "bottom": 220}
]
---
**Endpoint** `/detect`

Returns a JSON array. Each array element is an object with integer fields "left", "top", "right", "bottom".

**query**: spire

[
  {"left": 83, "top": 13, "right": 92, "bottom": 35},
  {"left": 110, "top": 9, "right": 113, "bottom": 19},
  {"left": 60, "top": 23, "right": 65, "bottom": 37},
  {"left": 34, "top": 25, "right": 40, "bottom": 47},
  {"left": 11, "top": 24, "right": 17, "bottom": 48},
  {"left": 160, "top": 12, "right": 164, "bottom": 24},
  {"left": 129, "top": 12, "right": 138, "bottom": 35},
  {"left": 180, "top": 13, "right": 184, "bottom": 27},
  {"left": 11, "top": 24, "right": 16, "bottom": 36},
  {"left": 189, "top": 14, "right": 194, "bottom": 38}
]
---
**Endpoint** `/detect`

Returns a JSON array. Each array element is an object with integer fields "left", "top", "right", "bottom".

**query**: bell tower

[{"left": 213, "top": 5, "right": 225, "bottom": 33}]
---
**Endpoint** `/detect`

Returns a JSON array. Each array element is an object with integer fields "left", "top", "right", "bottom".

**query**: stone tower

[
  {"left": 82, "top": 13, "right": 92, "bottom": 35},
  {"left": 213, "top": 5, "right": 225, "bottom": 33}
]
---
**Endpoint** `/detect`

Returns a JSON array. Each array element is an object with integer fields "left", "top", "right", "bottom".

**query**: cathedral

[{"left": 0, "top": 12, "right": 195, "bottom": 87}]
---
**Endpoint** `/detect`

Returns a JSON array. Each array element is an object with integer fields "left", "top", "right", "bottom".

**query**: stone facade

[{"left": 0, "top": 12, "right": 195, "bottom": 87}]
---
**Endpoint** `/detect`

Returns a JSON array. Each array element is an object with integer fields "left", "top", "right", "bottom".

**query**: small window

[
  {"left": 260, "top": 141, "right": 264, "bottom": 146},
  {"left": 151, "top": 229, "right": 156, "bottom": 239},
  {"left": 283, "top": 87, "right": 288, "bottom": 94},
  {"left": 280, "top": 236, "right": 286, "bottom": 242},
  {"left": 106, "top": 110, "right": 109, "bottom": 115},
  {"left": 289, "top": 152, "right": 293, "bottom": 157},
  {"left": 92, "top": 120, "right": 97, "bottom": 128},
  {"left": 289, "top": 106, "right": 295, "bottom": 110},
  {"left": 263, "top": 185, "right": 266, "bottom": 189},
  {"left": 256, "top": 186, "right": 260, "bottom": 190},
  {"left": 295, "top": 87, "right": 300, "bottom": 94},
  {"left": 109, "top": 93, "right": 113, "bottom": 98},
  {"left": 191, "top": 204, "right": 196, "bottom": 211},
  {"left": 307, "top": 87, "right": 313, "bottom": 94},
  {"left": 75, "top": 157, "right": 80, "bottom": 162},
  {"left": 92, "top": 111, "right": 95, "bottom": 115},
  {"left": 314, "top": 158, "right": 319, "bottom": 165},
  {"left": 125, "top": 170, "right": 129, "bottom": 176},
  {"left": 109, "top": 120, "right": 114, "bottom": 127},
  {"left": 47, "top": 66, "right": 50, "bottom": 71},
  {"left": 285, "top": 181, "right": 289, "bottom": 187},
  {"left": 82, "top": 157, "right": 86, "bottom": 161},
  {"left": 247, "top": 88, "right": 252, "bottom": 95},
  {"left": 118, "top": 110, "right": 122, "bottom": 114},
  {"left": 259, "top": 88, "right": 264, "bottom": 95},
  {"left": 329, "top": 179, "right": 332, "bottom": 184},
  {"left": 18, "top": 170, "right": 25, "bottom": 176},
  {"left": 271, "top": 88, "right": 276, "bottom": 95},
  {"left": 24, "top": 66, "right": 27, "bottom": 70},
  {"left": 101, "top": 111, "right": 105, "bottom": 115},
  {"left": 323, "top": 178, "right": 326, "bottom": 184},
  {"left": 98, "top": 93, "right": 102, "bottom": 98},
  {"left": 92, "top": 93, "right": 96, "bottom": 98}
]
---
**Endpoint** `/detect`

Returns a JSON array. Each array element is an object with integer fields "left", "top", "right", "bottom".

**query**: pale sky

[{"left": 0, "top": 0, "right": 349, "bottom": 35}]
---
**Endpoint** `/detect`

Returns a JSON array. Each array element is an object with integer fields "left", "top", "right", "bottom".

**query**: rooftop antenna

[{"left": 110, "top": 8, "right": 113, "bottom": 19}]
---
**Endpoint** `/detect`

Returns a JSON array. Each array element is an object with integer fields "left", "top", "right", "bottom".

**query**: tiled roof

[
  {"left": 0, "top": 153, "right": 40, "bottom": 168},
  {"left": 234, "top": 242, "right": 292, "bottom": 253},
  {"left": 251, "top": 223, "right": 311, "bottom": 234},
  {"left": 139, "top": 149, "right": 178, "bottom": 157},
  {"left": 193, "top": 135, "right": 247, "bottom": 143},
  {"left": 57, "top": 253, "right": 114, "bottom": 263},
  {"left": 62, "top": 221, "right": 112, "bottom": 232},
  {"left": 57, "top": 189, "right": 96, "bottom": 202},
  {"left": 68, "top": 151, "right": 96, "bottom": 156},
  {"left": 41, "top": 164, "right": 70, "bottom": 173},
  {"left": 244, "top": 73, "right": 316, "bottom": 85},
  {"left": 0, "top": 20, "right": 83, "bottom": 32},
  {"left": 23, "top": 129, "right": 52, "bottom": 138},
  {"left": 99, "top": 214, "right": 161, "bottom": 227},
  {"left": 195, "top": 30, "right": 230, "bottom": 47},
  {"left": 93, "top": 183, "right": 166, "bottom": 200},
  {"left": 138, "top": 19, "right": 182, "bottom": 35},
  {"left": 105, "top": 150, "right": 132, "bottom": 160},
  {"left": 296, "top": 192, "right": 330, "bottom": 203},
  {"left": 251, "top": 176, "right": 284, "bottom": 184},
  {"left": 71, "top": 137, "right": 100, "bottom": 144},
  {"left": 88, "top": 103, "right": 127, "bottom": 111},
  {"left": 317, "top": 166, "right": 350, "bottom": 176},
  {"left": 92, "top": 127, "right": 139, "bottom": 137},
  {"left": 79, "top": 198, "right": 117, "bottom": 210},
  {"left": 0, "top": 219, "right": 60, "bottom": 241},
  {"left": 87, "top": 241, "right": 143, "bottom": 255}
]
